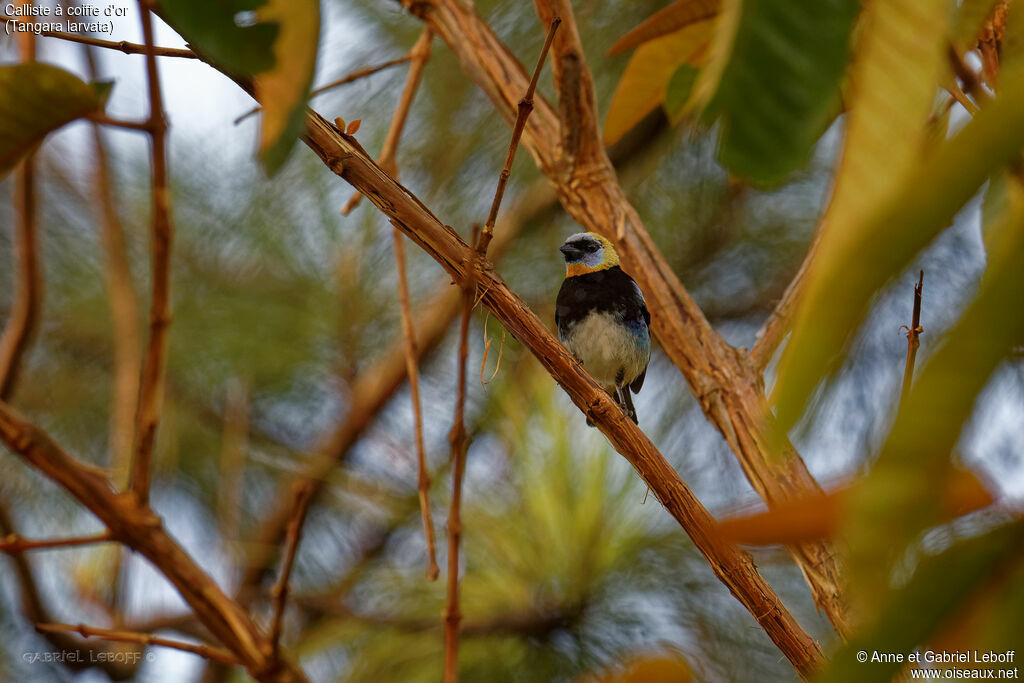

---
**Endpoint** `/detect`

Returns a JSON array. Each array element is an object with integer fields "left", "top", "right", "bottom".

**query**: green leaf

[
  {"left": 603, "top": 21, "right": 713, "bottom": 145},
  {"left": 0, "top": 63, "right": 108, "bottom": 179},
  {"left": 158, "top": 0, "right": 320, "bottom": 175},
  {"left": 664, "top": 64, "right": 700, "bottom": 123},
  {"left": 701, "top": 0, "right": 860, "bottom": 185},
  {"left": 819, "top": 522, "right": 1024, "bottom": 683},
  {"left": 158, "top": 0, "right": 278, "bottom": 75},
  {"left": 89, "top": 80, "right": 115, "bottom": 105},
  {"left": 771, "top": 64, "right": 1024, "bottom": 432}
]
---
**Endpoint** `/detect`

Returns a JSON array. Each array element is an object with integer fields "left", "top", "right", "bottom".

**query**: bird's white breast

[{"left": 562, "top": 311, "right": 648, "bottom": 390}]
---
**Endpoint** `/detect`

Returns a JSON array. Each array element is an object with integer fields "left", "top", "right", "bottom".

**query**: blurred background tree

[{"left": 1, "top": 0, "right": 1022, "bottom": 682}]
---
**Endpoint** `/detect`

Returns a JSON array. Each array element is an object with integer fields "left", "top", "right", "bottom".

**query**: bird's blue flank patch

[{"left": 625, "top": 318, "right": 650, "bottom": 352}]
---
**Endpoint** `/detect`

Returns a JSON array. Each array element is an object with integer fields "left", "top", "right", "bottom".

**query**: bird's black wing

[{"left": 625, "top": 272, "right": 650, "bottom": 394}]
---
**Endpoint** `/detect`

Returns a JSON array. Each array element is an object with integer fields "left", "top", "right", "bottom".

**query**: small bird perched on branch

[{"left": 556, "top": 232, "right": 651, "bottom": 424}]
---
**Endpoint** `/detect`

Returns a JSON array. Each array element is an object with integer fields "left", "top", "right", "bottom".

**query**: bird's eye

[{"left": 586, "top": 243, "right": 598, "bottom": 253}]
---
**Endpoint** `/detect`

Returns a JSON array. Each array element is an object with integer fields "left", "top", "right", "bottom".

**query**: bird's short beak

[{"left": 560, "top": 244, "right": 583, "bottom": 261}]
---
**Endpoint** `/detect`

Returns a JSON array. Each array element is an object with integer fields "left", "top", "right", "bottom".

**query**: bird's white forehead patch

[{"left": 563, "top": 232, "right": 600, "bottom": 247}]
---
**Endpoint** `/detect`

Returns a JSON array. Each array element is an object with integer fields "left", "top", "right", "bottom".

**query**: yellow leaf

[
  {"left": 603, "top": 20, "right": 713, "bottom": 145},
  {"left": 254, "top": 0, "right": 320, "bottom": 173},
  {"left": 717, "top": 468, "right": 995, "bottom": 546},
  {"left": 608, "top": 0, "right": 719, "bottom": 55}
]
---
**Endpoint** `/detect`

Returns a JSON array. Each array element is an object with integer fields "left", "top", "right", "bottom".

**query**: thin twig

[
  {"left": 130, "top": 0, "right": 175, "bottom": 506},
  {"left": 442, "top": 28, "right": 561, "bottom": 667},
  {"left": 36, "top": 622, "right": 241, "bottom": 665},
  {"left": 475, "top": 17, "right": 560, "bottom": 258},
  {"left": 443, "top": 226, "right": 478, "bottom": 683},
  {"left": 88, "top": 112, "right": 153, "bottom": 132},
  {"left": 392, "top": 227, "right": 440, "bottom": 580},
  {"left": 898, "top": 270, "right": 925, "bottom": 413},
  {"left": 342, "top": 28, "right": 433, "bottom": 215},
  {"left": 1, "top": 531, "right": 113, "bottom": 554},
  {"left": 943, "top": 83, "right": 980, "bottom": 116},
  {"left": 947, "top": 43, "right": 990, "bottom": 105},
  {"left": 0, "top": 503, "right": 136, "bottom": 679},
  {"left": 0, "top": 9, "right": 40, "bottom": 401},
  {"left": 234, "top": 55, "right": 412, "bottom": 125},
  {"left": 83, "top": 42, "right": 143, "bottom": 489},
  {"left": 1, "top": 17, "right": 196, "bottom": 58},
  {"left": 268, "top": 482, "right": 315, "bottom": 654}
]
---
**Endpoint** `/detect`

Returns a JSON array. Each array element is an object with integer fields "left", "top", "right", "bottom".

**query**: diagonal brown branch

[
  {"left": 36, "top": 622, "right": 241, "bottom": 666},
  {"left": 404, "top": 0, "right": 848, "bottom": 637},
  {"left": 298, "top": 110, "right": 824, "bottom": 677},
  {"left": 0, "top": 401, "right": 308, "bottom": 681},
  {"left": 130, "top": 1, "right": 175, "bottom": 506}
]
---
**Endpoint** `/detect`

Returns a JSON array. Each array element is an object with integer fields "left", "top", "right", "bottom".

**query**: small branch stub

[{"left": 898, "top": 270, "right": 925, "bottom": 412}]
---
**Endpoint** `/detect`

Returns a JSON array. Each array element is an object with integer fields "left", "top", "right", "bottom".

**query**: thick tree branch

[
  {"left": 402, "top": 0, "right": 848, "bottom": 636},
  {"left": 0, "top": 402, "right": 308, "bottom": 682},
  {"left": 298, "top": 111, "right": 824, "bottom": 677}
]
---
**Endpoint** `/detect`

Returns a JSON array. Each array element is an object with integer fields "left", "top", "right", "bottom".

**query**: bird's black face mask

[{"left": 559, "top": 244, "right": 584, "bottom": 262}]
